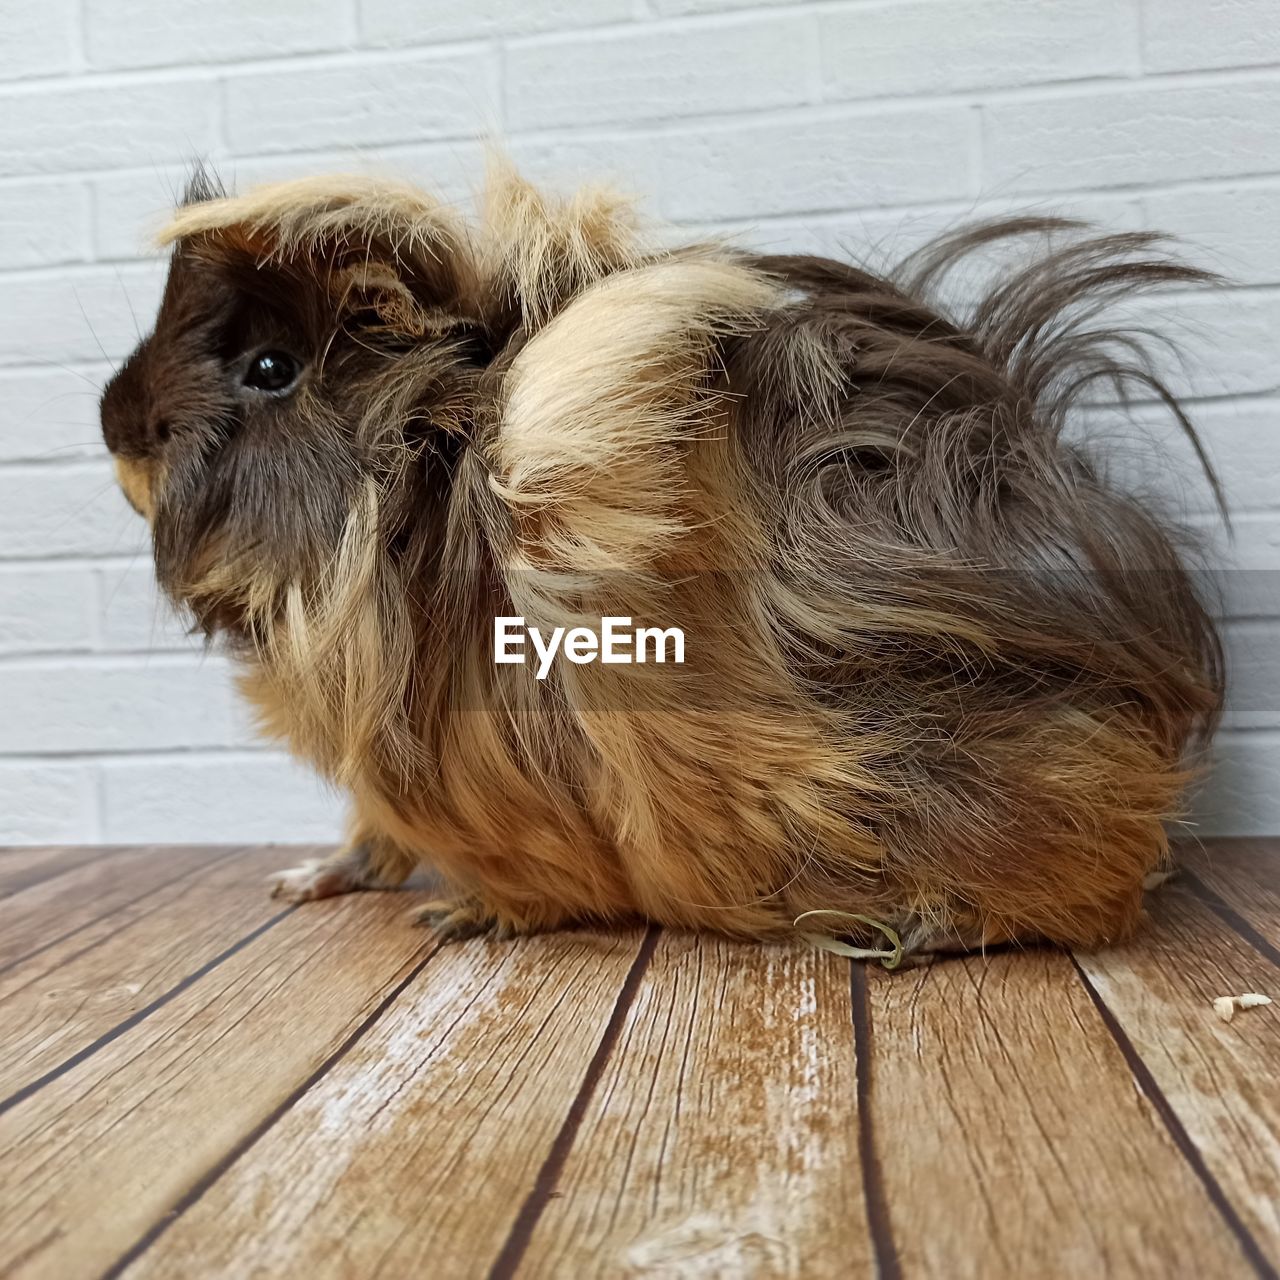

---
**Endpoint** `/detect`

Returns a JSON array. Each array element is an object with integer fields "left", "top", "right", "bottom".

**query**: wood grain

[
  {"left": 864, "top": 947, "right": 1253, "bottom": 1278},
  {"left": 0, "top": 844, "right": 239, "bottom": 972},
  {"left": 514, "top": 932, "right": 872, "bottom": 1279},
  {"left": 0, "top": 845, "right": 126, "bottom": 899},
  {"left": 0, "top": 839, "right": 1275, "bottom": 1279},
  {"left": 119, "top": 929, "right": 650, "bottom": 1280},
  {"left": 0, "top": 887, "right": 437, "bottom": 1280},
  {"left": 1179, "top": 838, "right": 1280, "bottom": 956},
  {"left": 0, "top": 844, "right": 309, "bottom": 1100},
  {"left": 1076, "top": 880, "right": 1280, "bottom": 1265}
]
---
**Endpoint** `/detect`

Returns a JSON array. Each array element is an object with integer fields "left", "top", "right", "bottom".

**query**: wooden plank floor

[{"left": 0, "top": 841, "right": 1276, "bottom": 1279}]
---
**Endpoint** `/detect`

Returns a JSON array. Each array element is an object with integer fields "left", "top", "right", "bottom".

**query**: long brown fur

[{"left": 99, "top": 161, "right": 1224, "bottom": 954}]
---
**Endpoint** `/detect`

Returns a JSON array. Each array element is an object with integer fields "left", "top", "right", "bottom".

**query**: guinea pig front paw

[
  {"left": 269, "top": 857, "right": 364, "bottom": 903},
  {"left": 410, "top": 897, "right": 512, "bottom": 942}
]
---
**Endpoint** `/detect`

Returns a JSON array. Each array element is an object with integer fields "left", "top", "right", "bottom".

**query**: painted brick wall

[{"left": 1, "top": 0, "right": 1277, "bottom": 843}]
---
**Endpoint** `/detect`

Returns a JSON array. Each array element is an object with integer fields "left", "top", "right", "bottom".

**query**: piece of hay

[
  {"left": 794, "top": 910, "right": 904, "bottom": 970},
  {"left": 1213, "top": 992, "right": 1272, "bottom": 1022}
]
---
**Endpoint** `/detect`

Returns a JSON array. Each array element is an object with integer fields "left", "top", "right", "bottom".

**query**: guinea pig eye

[{"left": 242, "top": 350, "right": 301, "bottom": 395}]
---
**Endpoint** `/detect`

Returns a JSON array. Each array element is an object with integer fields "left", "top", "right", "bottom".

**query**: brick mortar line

[
  {"left": 6, "top": 150, "right": 1280, "bottom": 211},
  {"left": 3, "top": 10, "right": 1279, "bottom": 98},
  {"left": 4, "top": 58, "right": 1280, "bottom": 143}
]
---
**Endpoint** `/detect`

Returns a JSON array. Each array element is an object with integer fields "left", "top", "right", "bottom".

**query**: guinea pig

[{"left": 98, "top": 161, "right": 1223, "bottom": 957}]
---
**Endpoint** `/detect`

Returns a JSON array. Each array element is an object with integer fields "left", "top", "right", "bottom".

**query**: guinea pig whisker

[
  {"left": 41, "top": 479, "right": 133, "bottom": 552},
  {"left": 29, "top": 442, "right": 106, "bottom": 460},
  {"left": 113, "top": 265, "right": 143, "bottom": 342},
  {"left": 31, "top": 358, "right": 109, "bottom": 391},
  {"left": 72, "top": 292, "right": 120, "bottom": 379}
]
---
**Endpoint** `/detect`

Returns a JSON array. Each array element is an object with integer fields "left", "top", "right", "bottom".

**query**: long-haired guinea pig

[{"left": 99, "top": 162, "right": 1223, "bottom": 956}]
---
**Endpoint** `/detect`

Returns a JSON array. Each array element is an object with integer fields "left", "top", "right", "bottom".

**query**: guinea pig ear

[
  {"left": 330, "top": 259, "right": 465, "bottom": 342},
  {"left": 157, "top": 174, "right": 482, "bottom": 324}
]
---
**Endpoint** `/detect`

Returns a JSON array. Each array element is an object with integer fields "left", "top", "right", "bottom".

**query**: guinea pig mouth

[{"left": 113, "top": 456, "right": 159, "bottom": 520}]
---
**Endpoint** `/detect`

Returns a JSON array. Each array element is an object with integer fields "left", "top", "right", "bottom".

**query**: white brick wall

[{"left": 1, "top": 0, "right": 1277, "bottom": 844}]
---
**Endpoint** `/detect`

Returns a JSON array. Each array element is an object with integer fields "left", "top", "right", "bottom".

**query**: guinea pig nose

[{"left": 99, "top": 340, "right": 152, "bottom": 456}]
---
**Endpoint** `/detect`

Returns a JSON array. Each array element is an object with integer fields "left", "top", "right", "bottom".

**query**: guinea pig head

[{"left": 99, "top": 172, "right": 488, "bottom": 642}]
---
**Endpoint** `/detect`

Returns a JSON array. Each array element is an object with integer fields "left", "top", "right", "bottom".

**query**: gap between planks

[{"left": 0, "top": 842, "right": 1276, "bottom": 1279}]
